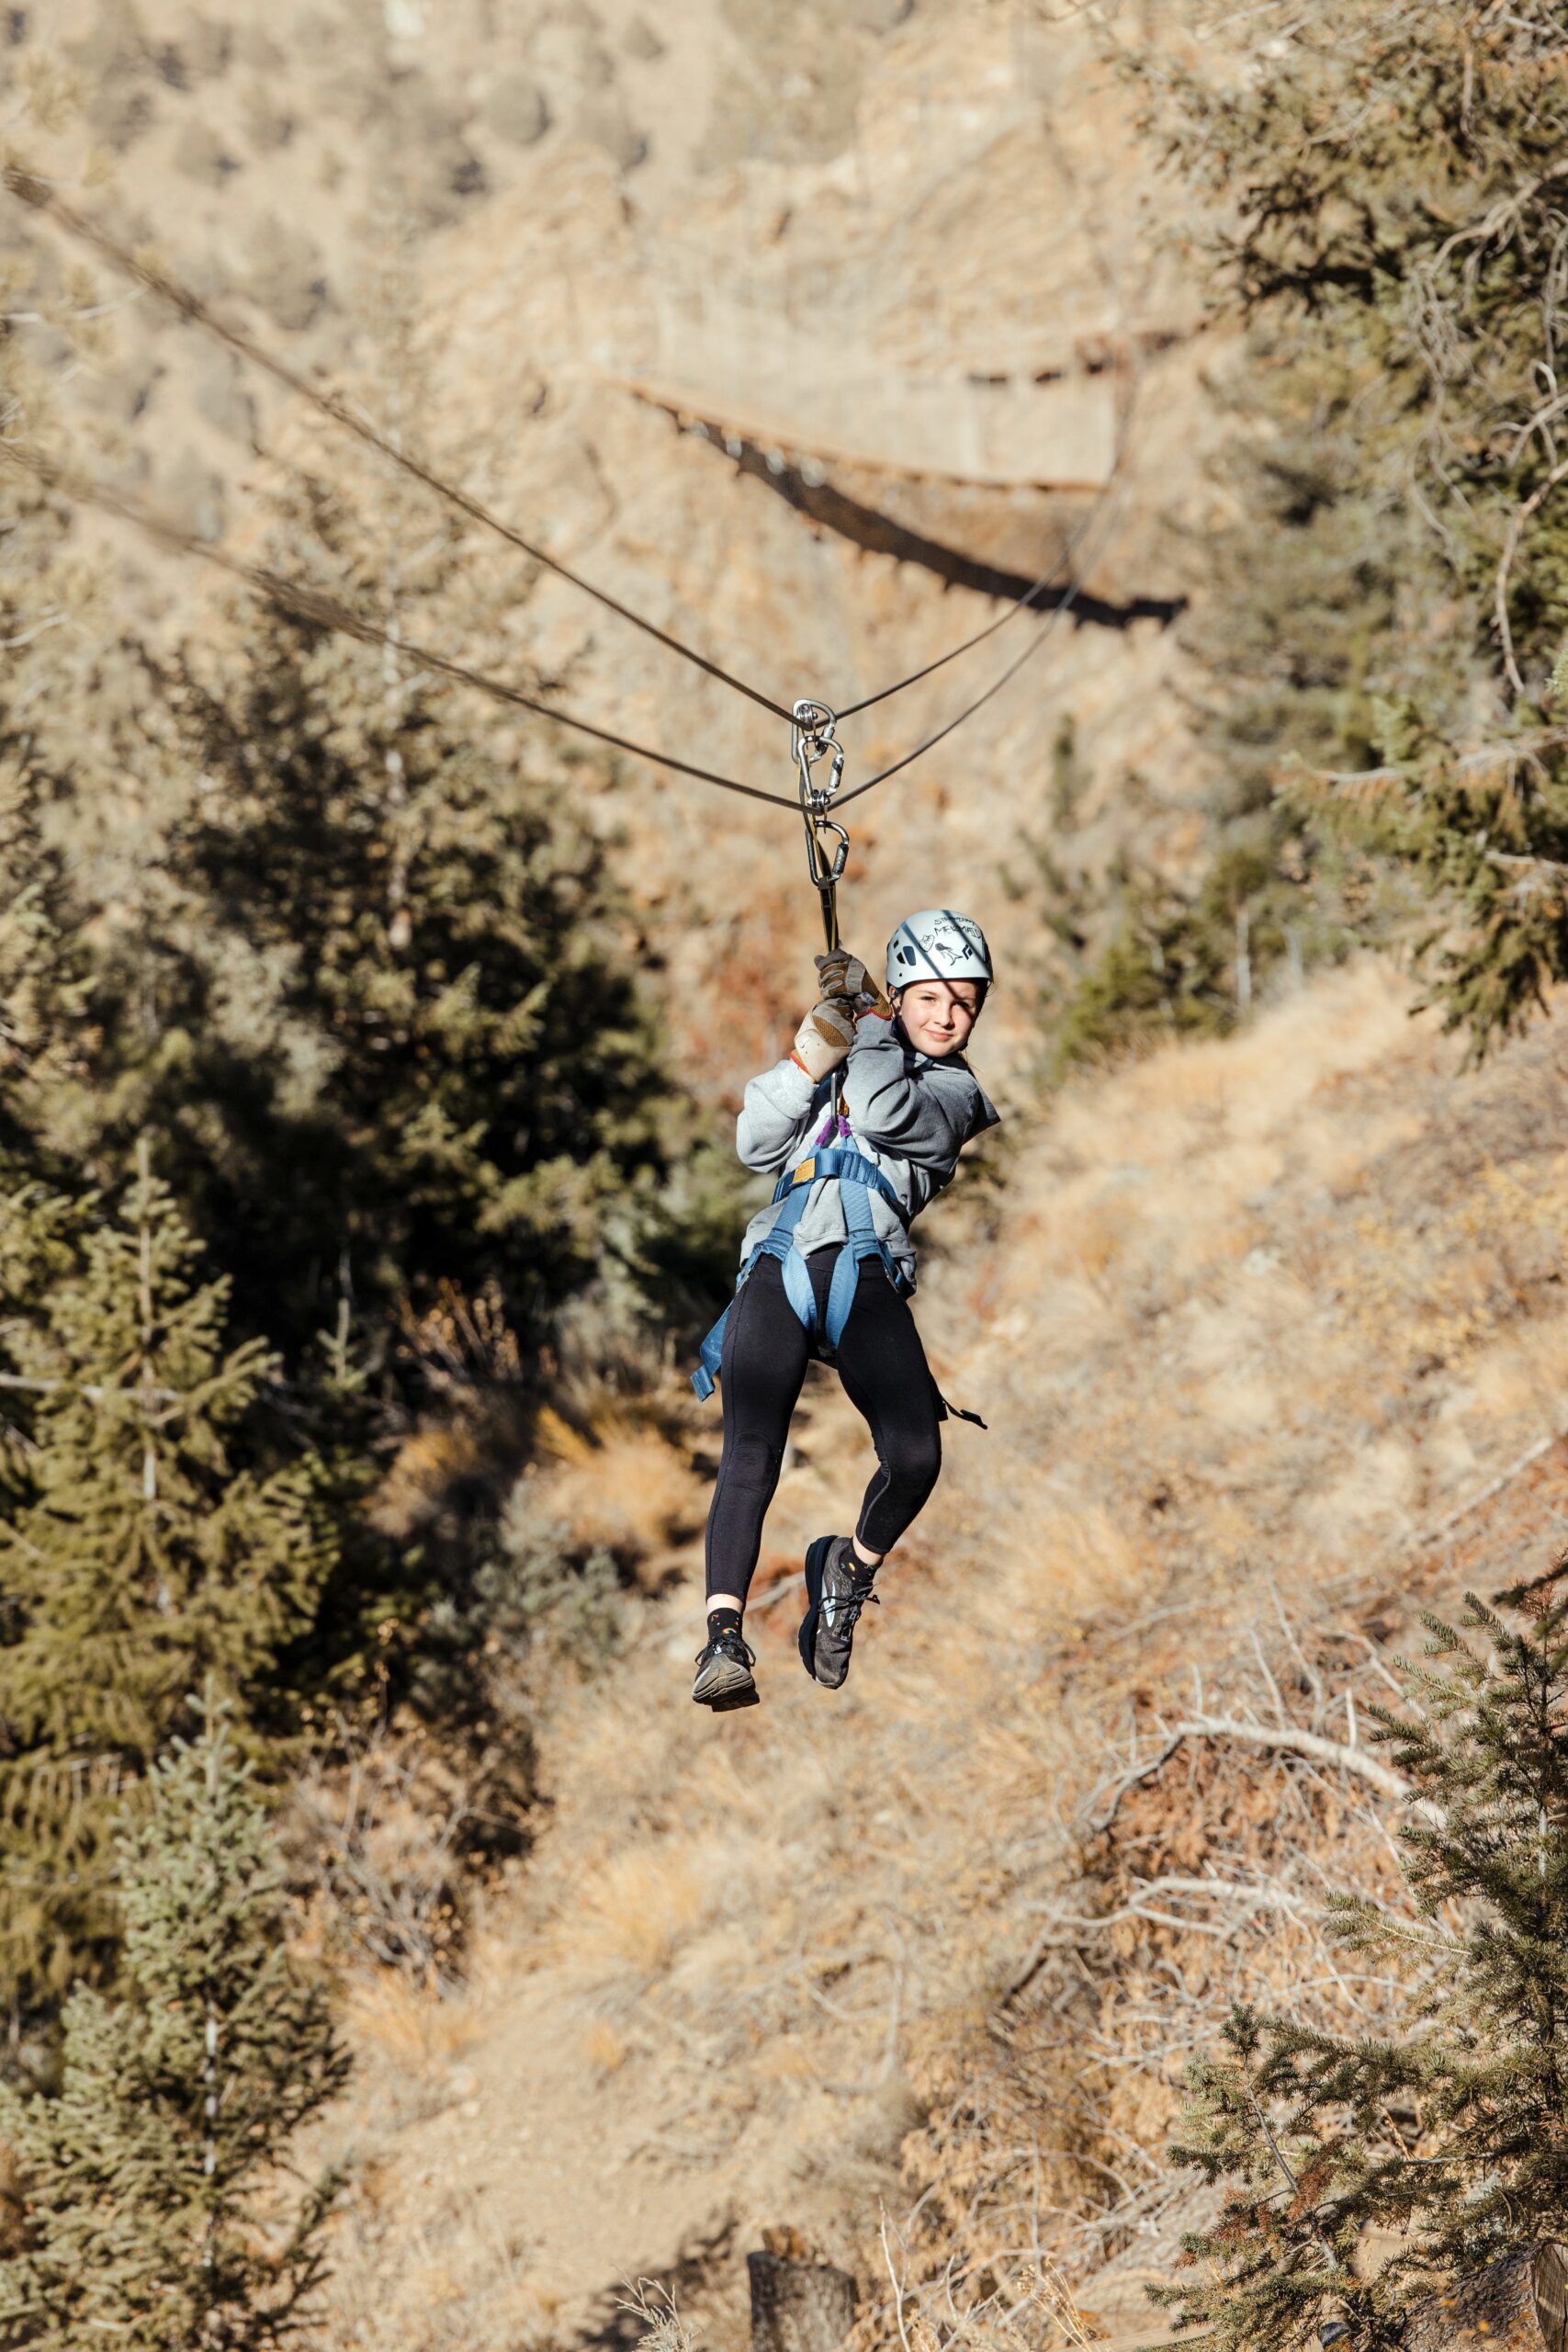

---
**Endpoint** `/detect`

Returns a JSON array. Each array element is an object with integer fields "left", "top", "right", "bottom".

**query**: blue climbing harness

[{"left": 691, "top": 1144, "right": 910, "bottom": 1402}]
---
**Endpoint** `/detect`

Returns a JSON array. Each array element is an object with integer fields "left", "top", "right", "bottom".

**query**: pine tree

[
  {"left": 0, "top": 1700, "right": 349, "bottom": 2350},
  {"left": 0, "top": 753, "right": 80, "bottom": 1173},
  {"left": 1023, "top": 325, "right": 1417, "bottom": 1069},
  {"left": 0, "top": 173, "right": 729, "bottom": 1372},
  {"left": 1128, "top": 2, "right": 1568, "bottom": 1053},
  {"left": 154, "top": 565, "right": 677, "bottom": 1355},
  {"left": 18, "top": 420, "right": 713, "bottom": 1377},
  {"left": 0, "top": 1147, "right": 334, "bottom": 2013},
  {"left": 1155, "top": 1572, "right": 1568, "bottom": 2351}
]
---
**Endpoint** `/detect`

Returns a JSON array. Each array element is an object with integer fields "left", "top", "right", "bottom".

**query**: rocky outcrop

[{"left": 748, "top": 2235, "right": 858, "bottom": 2352}]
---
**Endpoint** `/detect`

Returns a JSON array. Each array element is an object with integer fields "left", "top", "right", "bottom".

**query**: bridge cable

[
  {"left": 3, "top": 164, "right": 799, "bottom": 728},
  {"left": 833, "top": 355, "right": 1142, "bottom": 721},
  {"left": 835, "top": 474, "right": 1130, "bottom": 810},
  {"left": 2, "top": 445, "right": 797, "bottom": 810},
  {"left": 832, "top": 96, "right": 1152, "bottom": 729}
]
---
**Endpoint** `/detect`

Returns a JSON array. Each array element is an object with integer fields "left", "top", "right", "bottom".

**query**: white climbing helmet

[{"left": 886, "top": 909, "right": 993, "bottom": 993}]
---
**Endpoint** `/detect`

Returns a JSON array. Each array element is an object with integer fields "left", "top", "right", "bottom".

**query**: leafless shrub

[
  {"left": 288, "top": 1722, "right": 481, "bottom": 1989},
  {"left": 618, "top": 2278, "right": 699, "bottom": 2352},
  {"left": 856, "top": 1600, "right": 1438, "bottom": 2350},
  {"left": 874, "top": 2218, "right": 1107, "bottom": 2352},
  {"left": 376, "top": 1281, "right": 529, "bottom": 1548},
  {"left": 399, "top": 1279, "right": 523, "bottom": 1396}
]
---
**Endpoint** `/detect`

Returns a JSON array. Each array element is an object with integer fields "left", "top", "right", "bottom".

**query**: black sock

[
  {"left": 707, "top": 1605, "right": 744, "bottom": 1641},
  {"left": 845, "top": 1543, "right": 879, "bottom": 1588}
]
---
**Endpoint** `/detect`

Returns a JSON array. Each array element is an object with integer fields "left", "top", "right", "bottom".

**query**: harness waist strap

[{"left": 772, "top": 1147, "right": 908, "bottom": 1223}]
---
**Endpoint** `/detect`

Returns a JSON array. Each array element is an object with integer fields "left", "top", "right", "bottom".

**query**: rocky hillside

[{"left": 15, "top": 0, "right": 1221, "bottom": 1107}]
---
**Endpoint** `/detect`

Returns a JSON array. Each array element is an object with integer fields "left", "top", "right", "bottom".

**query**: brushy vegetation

[
  {"left": 1047, "top": 2, "right": 1568, "bottom": 1072},
  {"left": 11, "top": 13, "right": 1568, "bottom": 2343},
  {"left": 1105, "top": 0, "right": 1568, "bottom": 1062},
  {"left": 1160, "top": 1572, "right": 1568, "bottom": 2350},
  {"left": 0, "top": 1701, "right": 348, "bottom": 2350},
  {"left": 0, "top": 83, "right": 744, "bottom": 2029}
]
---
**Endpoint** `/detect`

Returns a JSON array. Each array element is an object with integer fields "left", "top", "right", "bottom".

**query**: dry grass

[
  {"left": 931, "top": 964, "right": 1568, "bottom": 1594},
  {"left": 582, "top": 2018, "right": 630, "bottom": 2075},
  {"left": 344, "top": 1973, "right": 487, "bottom": 2078},
  {"left": 314, "top": 963, "right": 1568, "bottom": 2352},
  {"left": 564, "top": 1845, "right": 716, "bottom": 1982},
  {"left": 529, "top": 1408, "right": 705, "bottom": 1578}
]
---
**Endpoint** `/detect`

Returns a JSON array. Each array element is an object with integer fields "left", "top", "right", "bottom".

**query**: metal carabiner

[
  {"left": 803, "top": 808, "right": 849, "bottom": 890},
  {"left": 798, "top": 735, "right": 844, "bottom": 810},
  {"left": 793, "top": 696, "right": 849, "bottom": 952},
  {"left": 801, "top": 802, "right": 849, "bottom": 950},
  {"left": 792, "top": 697, "right": 844, "bottom": 811},
  {"left": 792, "top": 696, "right": 837, "bottom": 763}
]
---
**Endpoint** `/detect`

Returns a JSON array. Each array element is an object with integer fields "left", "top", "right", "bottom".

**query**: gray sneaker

[
  {"left": 798, "top": 1535, "right": 879, "bottom": 1689},
  {"left": 692, "top": 1625, "right": 760, "bottom": 1710}
]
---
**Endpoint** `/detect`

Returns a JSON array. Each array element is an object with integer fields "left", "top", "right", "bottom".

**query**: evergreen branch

[
  {"left": 1494, "top": 455, "right": 1568, "bottom": 695},
  {"left": 0, "top": 1373, "right": 183, "bottom": 1404}
]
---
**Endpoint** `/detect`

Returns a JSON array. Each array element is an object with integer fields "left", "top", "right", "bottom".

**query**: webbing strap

[
  {"left": 770, "top": 1147, "right": 908, "bottom": 1221},
  {"left": 692, "top": 1150, "right": 908, "bottom": 1399}
]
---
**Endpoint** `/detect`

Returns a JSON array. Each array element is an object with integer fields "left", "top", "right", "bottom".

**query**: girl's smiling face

[{"left": 896, "top": 979, "right": 981, "bottom": 1058}]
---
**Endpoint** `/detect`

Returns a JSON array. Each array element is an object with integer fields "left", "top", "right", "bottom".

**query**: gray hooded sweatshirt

[{"left": 734, "top": 1008, "right": 1000, "bottom": 1287}]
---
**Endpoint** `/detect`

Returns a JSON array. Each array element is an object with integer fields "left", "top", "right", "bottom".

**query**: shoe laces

[
  {"left": 698, "top": 1626, "right": 755, "bottom": 1669},
  {"left": 833, "top": 1584, "right": 880, "bottom": 1634}
]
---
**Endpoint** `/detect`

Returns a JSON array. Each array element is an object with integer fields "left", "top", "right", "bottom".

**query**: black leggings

[{"left": 705, "top": 1251, "right": 942, "bottom": 1604}]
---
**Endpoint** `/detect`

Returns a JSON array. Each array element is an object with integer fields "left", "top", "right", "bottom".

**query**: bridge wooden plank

[{"left": 596, "top": 303, "right": 1119, "bottom": 489}]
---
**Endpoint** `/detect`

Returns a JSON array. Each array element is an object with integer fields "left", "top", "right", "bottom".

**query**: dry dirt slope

[{"left": 310, "top": 960, "right": 1568, "bottom": 2352}]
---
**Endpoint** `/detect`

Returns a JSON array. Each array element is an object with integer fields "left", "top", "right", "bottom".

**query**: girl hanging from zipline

[{"left": 690, "top": 910, "right": 999, "bottom": 1710}]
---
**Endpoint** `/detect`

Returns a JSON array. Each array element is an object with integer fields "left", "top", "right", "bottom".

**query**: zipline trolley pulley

[{"left": 794, "top": 696, "right": 848, "bottom": 954}]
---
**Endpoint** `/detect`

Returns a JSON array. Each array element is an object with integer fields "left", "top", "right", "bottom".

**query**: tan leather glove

[
  {"left": 792, "top": 995, "right": 855, "bottom": 1082},
  {"left": 815, "top": 950, "right": 892, "bottom": 1022}
]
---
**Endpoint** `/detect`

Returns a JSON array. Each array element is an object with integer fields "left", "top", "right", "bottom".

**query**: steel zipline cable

[
  {"left": 3, "top": 163, "right": 1141, "bottom": 825},
  {"left": 6, "top": 162, "right": 1135, "bottom": 741},
  {"left": 0, "top": 446, "right": 799, "bottom": 810},
  {"left": 0, "top": 423, "right": 1133, "bottom": 820},
  {"left": 1, "top": 164, "right": 799, "bottom": 727}
]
